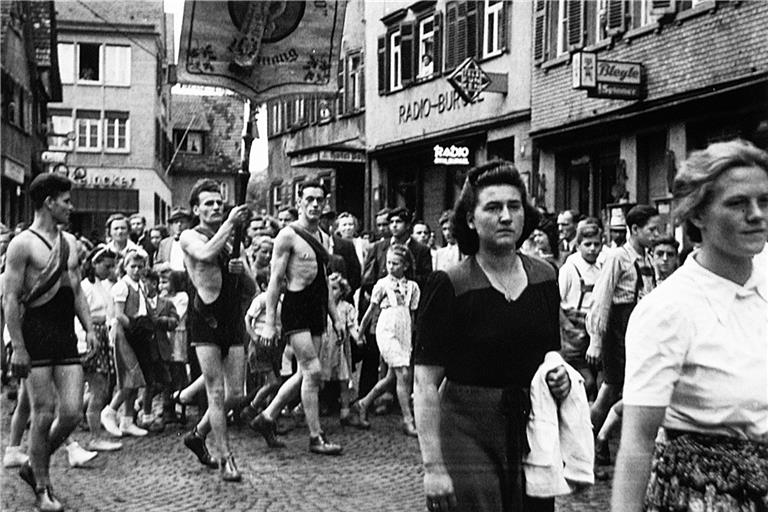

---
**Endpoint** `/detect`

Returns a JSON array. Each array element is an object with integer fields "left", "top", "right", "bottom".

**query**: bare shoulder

[
  {"left": 274, "top": 226, "right": 297, "bottom": 251},
  {"left": 179, "top": 228, "right": 205, "bottom": 247}
]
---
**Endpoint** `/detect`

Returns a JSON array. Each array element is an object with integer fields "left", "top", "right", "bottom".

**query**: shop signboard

[
  {"left": 433, "top": 144, "right": 470, "bottom": 165},
  {"left": 50, "top": 164, "right": 137, "bottom": 189},
  {"left": 291, "top": 149, "right": 365, "bottom": 167},
  {"left": 2, "top": 158, "right": 26, "bottom": 184},
  {"left": 447, "top": 57, "right": 492, "bottom": 103},
  {"left": 572, "top": 53, "right": 644, "bottom": 100}
]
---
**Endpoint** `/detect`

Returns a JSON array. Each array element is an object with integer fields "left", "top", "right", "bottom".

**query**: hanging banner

[{"left": 177, "top": 1, "right": 347, "bottom": 102}]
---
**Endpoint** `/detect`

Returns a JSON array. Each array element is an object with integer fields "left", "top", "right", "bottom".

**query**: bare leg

[
  {"left": 261, "top": 370, "right": 302, "bottom": 421},
  {"left": 85, "top": 372, "right": 108, "bottom": 436},
  {"left": 394, "top": 367, "right": 413, "bottom": 423},
  {"left": 291, "top": 333, "right": 324, "bottom": 438},
  {"left": 48, "top": 366, "right": 85, "bottom": 453},
  {"left": 178, "top": 374, "right": 205, "bottom": 404},
  {"left": 9, "top": 380, "right": 30, "bottom": 446},
  {"left": 194, "top": 346, "right": 225, "bottom": 456},
  {"left": 590, "top": 382, "right": 621, "bottom": 432},
  {"left": 358, "top": 367, "right": 396, "bottom": 411},
  {"left": 250, "top": 372, "right": 281, "bottom": 410}
]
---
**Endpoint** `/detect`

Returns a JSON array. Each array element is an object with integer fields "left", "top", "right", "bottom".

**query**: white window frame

[
  {"left": 556, "top": 0, "right": 568, "bottom": 56},
  {"left": 417, "top": 17, "right": 435, "bottom": 77},
  {"left": 219, "top": 182, "right": 229, "bottom": 202},
  {"left": 57, "top": 43, "right": 75, "bottom": 84},
  {"left": 294, "top": 96, "right": 306, "bottom": 125},
  {"left": 595, "top": 0, "right": 608, "bottom": 42},
  {"left": 104, "top": 45, "right": 131, "bottom": 86},
  {"left": 271, "top": 102, "right": 282, "bottom": 134},
  {"left": 348, "top": 53, "right": 363, "bottom": 109},
  {"left": 389, "top": 30, "right": 402, "bottom": 91},
  {"left": 638, "top": 0, "right": 654, "bottom": 27},
  {"left": 76, "top": 42, "right": 102, "bottom": 84},
  {"left": 482, "top": 0, "right": 504, "bottom": 58},
  {"left": 49, "top": 114, "right": 74, "bottom": 151},
  {"left": 271, "top": 184, "right": 282, "bottom": 209},
  {"left": 76, "top": 115, "right": 101, "bottom": 151},
  {"left": 104, "top": 115, "right": 129, "bottom": 152}
]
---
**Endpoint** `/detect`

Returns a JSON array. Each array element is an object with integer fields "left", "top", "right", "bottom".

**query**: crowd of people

[{"left": 0, "top": 137, "right": 766, "bottom": 512}]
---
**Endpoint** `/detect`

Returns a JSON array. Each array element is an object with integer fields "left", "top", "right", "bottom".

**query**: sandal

[{"left": 171, "top": 390, "right": 187, "bottom": 424}]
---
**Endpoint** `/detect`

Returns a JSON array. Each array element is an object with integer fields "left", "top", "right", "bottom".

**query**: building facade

[
  {"left": 1, "top": 1, "right": 62, "bottom": 227},
  {"left": 168, "top": 93, "right": 245, "bottom": 211},
  {"left": 530, "top": 0, "right": 768, "bottom": 226},
  {"left": 46, "top": 0, "right": 173, "bottom": 240},
  {"left": 364, "top": 0, "right": 533, "bottom": 231},
  {"left": 264, "top": 0, "right": 366, "bottom": 221}
]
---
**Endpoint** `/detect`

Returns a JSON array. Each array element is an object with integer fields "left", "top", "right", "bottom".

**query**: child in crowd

[
  {"left": 160, "top": 270, "right": 189, "bottom": 423},
  {"left": 240, "top": 283, "right": 285, "bottom": 447},
  {"left": 318, "top": 273, "right": 360, "bottom": 427},
  {"left": 102, "top": 249, "right": 151, "bottom": 438},
  {"left": 137, "top": 270, "right": 178, "bottom": 431},
  {"left": 354, "top": 244, "right": 420, "bottom": 436}
]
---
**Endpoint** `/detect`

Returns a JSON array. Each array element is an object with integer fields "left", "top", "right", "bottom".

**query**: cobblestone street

[{"left": 1, "top": 394, "right": 611, "bottom": 511}]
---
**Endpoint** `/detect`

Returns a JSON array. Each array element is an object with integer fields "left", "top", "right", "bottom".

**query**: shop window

[
  {"left": 76, "top": 110, "right": 101, "bottom": 150},
  {"left": 104, "top": 45, "right": 131, "bottom": 86},
  {"left": 58, "top": 43, "right": 75, "bottom": 84},
  {"left": 78, "top": 43, "right": 101, "bottom": 82},
  {"left": 104, "top": 112, "right": 129, "bottom": 151},
  {"left": 49, "top": 110, "right": 74, "bottom": 150},
  {"left": 174, "top": 130, "right": 204, "bottom": 154},
  {"left": 482, "top": 0, "right": 504, "bottom": 58},
  {"left": 389, "top": 30, "right": 402, "bottom": 91}
]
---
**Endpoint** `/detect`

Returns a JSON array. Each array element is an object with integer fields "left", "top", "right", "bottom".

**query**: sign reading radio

[
  {"left": 572, "top": 52, "right": 645, "bottom": 100},
  {"left": 433, "top": 144, "right": 470, "bottom": 166},
  {"left": 50, "top": 164, "right": 137, "bottom": 188}
]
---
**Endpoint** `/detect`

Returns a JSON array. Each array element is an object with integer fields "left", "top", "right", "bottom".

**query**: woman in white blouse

[{"left": 613, "top": 139, "right": 768, "bottom": 511}]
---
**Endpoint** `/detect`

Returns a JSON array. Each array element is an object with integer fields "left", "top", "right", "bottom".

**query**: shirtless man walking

[
  {"left": 4, "top": 173, "right": 96, "bottom": 511},
  {"left": 251, "top": 180, "right": 345, "bottom": 455},
  {"left": 180, "top": 179, "right": 251, "bottom": 482}
]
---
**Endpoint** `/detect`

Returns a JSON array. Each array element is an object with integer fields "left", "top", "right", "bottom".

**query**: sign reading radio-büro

[{"left": 572, "top": 52, "right": 645, "bottom": 100}]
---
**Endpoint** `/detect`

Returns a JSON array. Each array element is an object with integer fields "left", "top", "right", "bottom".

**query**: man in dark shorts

[
  {"left": 180, "top": 179, "right": 252, "bottom": 482},
  {"left": 3, "top": 173, "right": 97, "bottom": 512},
  {"left": 250, "top": 180, "right": 346, "bottom": 455}
]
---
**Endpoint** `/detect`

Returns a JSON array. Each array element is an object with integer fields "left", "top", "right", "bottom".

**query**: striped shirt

[{"left": 586, "top": 242, "right": 655, "bottom": 346}]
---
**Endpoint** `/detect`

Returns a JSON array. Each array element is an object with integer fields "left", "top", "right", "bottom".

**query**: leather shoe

[
  {"left": 35, "top": 486, "right": 63, "bottom": 512},
  {"left": 19, "top": 460, "right": 36, "bottom": 491},
  {"left": 249, "top": 415, "right": 285, "bottom": 448},
  {"left": 219, "top": 454, "right": 242, "bottom": 482},
  {"left": 239, "top": 404, "right": 259, "bottom": 425},
  {"left": 309, "top": 434, "right": 342, "bottom": 456},
  {"left": 183, "top": 428, "right": 218, "bottom": 468},
  {"left": 340, "top": 414, "right": 362, "bottom": 428},
  {"left": 351, "top": 401, "right": 371, "bottom": 430}
]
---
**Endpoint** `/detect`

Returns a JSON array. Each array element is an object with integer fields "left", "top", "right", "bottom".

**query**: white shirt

[
  {"left": 559, "top": 253, "right": 602, "bottom": 312},
  {"left": 623, "top": 247, "right": 768, "bottom": 442},
  {"left": 111, "top": 276, "right": 148, "bottom": 317},
  {"left": 434, "top": 243, "right": 462, "bottom": 272},
  {"left": 169, "top": 239, "right": 185, "bottom": 271}
]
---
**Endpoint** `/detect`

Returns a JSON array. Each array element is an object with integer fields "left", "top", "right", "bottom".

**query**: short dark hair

[
  {"left": 143, "top": 269, "right": 159, "bottom": 284},
  {"left": 189, "top": 179, "right": 222, "bottom": 208},
  {"left": 278, "top": 206, "right": 299, "bottom": 220},
  {"left": 412, "top": 219, "right": 431, "bottom": 233},
  {"left": 652, "top": 236, "right": 679, "bottom": 251},
  {"left": 299, "top": 179, "right": 327, "bottom": 197},
  {"left": 625, "top": 205, "right": 659, "bottom": 232},
  {"left": 376, "top": 207, "right": 391, "bottom": 218},
  {"left": 388, "top": 206, "right": 412, "bottom": 225},
  {"left": 576, "top": 224, "right": 603, "bottom": 244},
  {"left": 454, "top": 161, "right": 540, "bottom": 256},
  {"left": 166, "top": 270, "right": 187, "bottom": 294},
  {"left": 29, "top": 173, "right": 72, "bottom": 210}
]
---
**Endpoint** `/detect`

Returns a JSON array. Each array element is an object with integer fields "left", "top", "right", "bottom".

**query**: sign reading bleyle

[
  {"left": 433, "top": 144, "right": 470, "bottom": 166},
  {"left": 572, "top": 52, "right": 644, "bottom": 100}
]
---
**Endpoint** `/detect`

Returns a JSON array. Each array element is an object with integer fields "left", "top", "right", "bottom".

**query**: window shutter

[
  {"left": 345, "top": 57, "right": 354, "bottom": 113},
  {"left": 499, "top": 1, "right": 508, "bottom": 52},
  {"left": 606, "top": 0, "right": 627, "bottom": 35},
  {"left": 468, "top": 0, "right": 480, "bottom": 59},
  {"left": 446, "top": 2, "right": 458, "bottom": 69},
  {"left": 434, "top": 12, "right": 443, "bottom": 73},
  {"left": 567, "top": 0, "right": 585, "bottom": 50},
  {"left": 650, "top": 0, "right": 677, "bottom": 18},
  {"left": 533, "top": 0, "right": 548, "bottom": 64},
  {"left": 359, "top": 63, "right": 365, "bottom": 108},
  {"left": 400, "top": 22, "right": 415, "bottom": 86},
  {"left": 377, "top": 35, "right": 387, "bottom": 94}
]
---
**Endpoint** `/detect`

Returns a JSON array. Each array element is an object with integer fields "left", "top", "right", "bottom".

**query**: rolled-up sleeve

[
  {"left": 623, "top": 295, "right": 689, "bottom": 407},
  {"left": 413, "top": 271, "right": 455, "bottom": 367}
]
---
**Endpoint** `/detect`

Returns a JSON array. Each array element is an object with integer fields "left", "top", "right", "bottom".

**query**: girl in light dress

[
  {"left": 354, "top": 244, "right": 420, "bottom": 436},
  {"left": 318, "top": 273, "right": 360, "bottom": 426},
  {"left": 160, "top": 270, "right": 189, "bottom": 423}
]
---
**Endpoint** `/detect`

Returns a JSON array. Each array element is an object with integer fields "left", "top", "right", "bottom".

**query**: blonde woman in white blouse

[{"left": 613, "top": 139, "right": 768, "bottom": 511}]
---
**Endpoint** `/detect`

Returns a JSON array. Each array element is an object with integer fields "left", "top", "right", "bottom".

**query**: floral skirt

[
  {"left": 82, "top": 322, "right": 114, "bottom": 378},
  {"left": 644, "top": 430, "right": 768, "bottom": 511}
]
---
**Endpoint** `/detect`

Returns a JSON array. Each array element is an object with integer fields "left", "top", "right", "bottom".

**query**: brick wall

[{"left": 531, "top": 2, "right": 768, "bottom": 132}]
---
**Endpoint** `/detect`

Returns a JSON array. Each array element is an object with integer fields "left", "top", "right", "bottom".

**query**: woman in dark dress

[{"left": 413, "top": 161, "right": 571, "bottom": 512}]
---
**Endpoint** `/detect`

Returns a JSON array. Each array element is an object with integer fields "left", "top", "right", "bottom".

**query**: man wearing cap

[{"left": 156, "top": 208, "right": 192, "bottom": 272}]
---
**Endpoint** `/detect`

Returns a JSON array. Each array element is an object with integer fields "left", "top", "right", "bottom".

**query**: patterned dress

[{"left": 372, "top": 276, "right": 420, "bottom": 367}]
